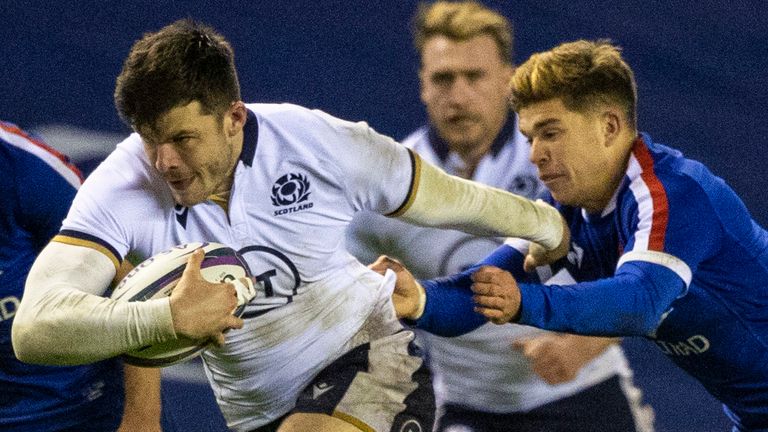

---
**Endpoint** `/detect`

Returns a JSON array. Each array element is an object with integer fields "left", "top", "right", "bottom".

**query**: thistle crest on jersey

[
  {"left": 271, "top": 173, "right": 311, "bottom": 206},
  {"left": 271, "top": 172, "right": 314, "bottom": 216}
]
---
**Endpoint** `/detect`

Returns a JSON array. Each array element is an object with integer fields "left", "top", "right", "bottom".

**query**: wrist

[
  {"left": 534, "top": 199, "right": 565, "bottom": 250},
  {"left": 232, "top": 277, "right": 256, "bottom": 308},
  {"left": 412, "top": 281, "right": 426, "bottom": 320}
]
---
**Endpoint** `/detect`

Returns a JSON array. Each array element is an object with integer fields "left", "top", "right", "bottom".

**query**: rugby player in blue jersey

[
  {"left": 0, "top": 121, "right": 160, "bottom": 431},
  {"left": 348, "top": 3, "right": 653, "bottom": 431},
  {"left": 374, "top": 40, "right": 768, "bottom": 432}
]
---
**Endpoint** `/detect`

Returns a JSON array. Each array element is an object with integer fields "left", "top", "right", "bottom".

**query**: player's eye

[
  {"left": 432, "top": 72, "right": 454, "bottom": 86},
  {"left": 173, "top": 136, "right": 193, "bottom": 146},
  {"left": 541, "top": 129, "right": 561, "bottom": 140},
  {"left": 465, "top": 70, "right": 483, "bottom": 82}
]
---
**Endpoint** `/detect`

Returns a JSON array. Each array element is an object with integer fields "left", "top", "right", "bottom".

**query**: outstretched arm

[
  {"left": 472, "top": 260, "right": 685, "bottom": 336},
  {"left": 396, "top": 155, "right": 570, "bottom": 255},
  {"left": 371, "top": 243, "right": 530, "bottom": 336}
]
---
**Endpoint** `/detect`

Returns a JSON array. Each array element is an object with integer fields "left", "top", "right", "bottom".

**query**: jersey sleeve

[
  {"left": 410, "top": 243, "right": 531, "bottom": 336},
  {"left": 55, "top": 135, "right": 151, "bottom": 269},
  {"left": 311, "top": 110, "right": 416, "bottom": 215},
  {"left": 517, "top": 262, "right": 685, "bottom": 336}
]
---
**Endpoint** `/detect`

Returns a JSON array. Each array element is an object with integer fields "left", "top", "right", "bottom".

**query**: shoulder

[
  {"left": 246, "top": 102, "right": 361, "bottom": 134},
  {"left": 77, "top": 133, "right": 172, "bottom": 210},
  {"left": 244, "top": 102, "right": 405, "bottom": 167},
  {"left": 400, "top": 126, "right": 430, "bottom": 150},
  {"left": 623, "top": 134, "right": 735, "bottom": 213},
  {"left": 617, "top": 134, "right": 745, "bottom": 249},
  {"left": 90, "top": 133, "right": 154, "bottom": 183},
  {"left": 0, "top": 121, "right": 82, "bottom": 189}
]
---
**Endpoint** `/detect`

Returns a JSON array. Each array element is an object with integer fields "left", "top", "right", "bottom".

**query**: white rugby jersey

[
  {"left": 56, "top": 103, "right": 417, "bottom": 430},
  {"left": 346, "top": 118, "right": 633, "bottom": 413}
]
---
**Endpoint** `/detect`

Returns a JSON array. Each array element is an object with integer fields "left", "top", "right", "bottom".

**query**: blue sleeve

[
  {"left": 517, "top": 260, "right": 685, "bottom": 336},
  {"left": 409, "top": 244, "right": 529, "bottom": 336}
]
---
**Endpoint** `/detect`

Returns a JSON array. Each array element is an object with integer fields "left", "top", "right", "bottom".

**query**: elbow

[
  {"left": 612, "top": 313, "right": 662, "bottom": 337},
  {"left": 614, "top": 268, "right": 680, "bottom": 337},
  {"left": 11, "top": 320, "right": 46, "bottom": 364},
  {"left": 10, "top": 297, "right": 46, "bottom": 363},
  {"left": 11, "top": 312, "right": 69, "bottom": 365}
]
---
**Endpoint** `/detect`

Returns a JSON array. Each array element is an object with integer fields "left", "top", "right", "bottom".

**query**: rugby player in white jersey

[
  {"left": 347, "top": 3, "right": 654, "bottom": 431},
  {"left": 12, "top": 19, "right": 568, "bottom": 432}
]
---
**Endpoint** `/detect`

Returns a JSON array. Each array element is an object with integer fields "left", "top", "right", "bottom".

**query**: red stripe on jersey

[
  {"left": 0, "top": 121, "right": 84, "bottom": 182},
  {"left": 632, "top": 137, "right": 669, "bottom": 251}
]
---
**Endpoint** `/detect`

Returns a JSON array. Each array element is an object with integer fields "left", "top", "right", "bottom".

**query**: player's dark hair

[{"left": 114, "top": 19, "right": 241, "bottom": 130}]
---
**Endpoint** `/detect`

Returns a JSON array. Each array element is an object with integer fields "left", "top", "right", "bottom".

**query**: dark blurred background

[{"left": 4, "top": 1, "right": 766, "bottom": 430}]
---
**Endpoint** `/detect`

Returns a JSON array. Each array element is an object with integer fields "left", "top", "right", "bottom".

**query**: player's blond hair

[
  {"left": 510, "top": 39, "right": 638, "bottom": 129},
  {"left": 413, "top": 1, "right": 513, "bottom": 64}
]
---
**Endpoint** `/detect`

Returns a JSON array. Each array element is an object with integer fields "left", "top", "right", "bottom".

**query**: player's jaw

[
  {"left": 537, "top": 167, "right": 573, "bottom": 203},
  {"left": 165, "top": 166, "right": 230, "bottom": 207},
  {"left": 164, "top": 173, "right": 202, "bottom": 206},
  {"left": 434, "top": 111, "right": 487, "bottom": 149}
]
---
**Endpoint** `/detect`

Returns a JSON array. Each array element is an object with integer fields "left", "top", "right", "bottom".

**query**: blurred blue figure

[{"left": 0, "top": 120, "right": 158, "bottom": 432}]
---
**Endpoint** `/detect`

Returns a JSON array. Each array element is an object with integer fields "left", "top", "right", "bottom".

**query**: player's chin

[
  {"left": 172, "top": 191, "right": 206, "bottom": 207},
  {"left": 548, "top": 188, "right": 576, "bottom": 207}
]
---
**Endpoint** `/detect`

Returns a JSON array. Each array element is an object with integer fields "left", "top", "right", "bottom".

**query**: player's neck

[
  {"left": 451, "top": 141, "right": 492, "bottom": 179},
  {"left": 584, "top": 134, "right": 636, "bottom": 214},
  {"left": 213, "top": 130, "right": 245, "bottom": 197}
]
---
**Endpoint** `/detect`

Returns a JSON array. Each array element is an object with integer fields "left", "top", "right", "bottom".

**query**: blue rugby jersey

[
  {"left": 0, "top": 121, "right": 124, "bottom": 432},
  {"left": 415, "top": 134, "right": 768, "bottom": 431},
  {"left": 346, "top": 117, "right": 640, "bottom": 415}
]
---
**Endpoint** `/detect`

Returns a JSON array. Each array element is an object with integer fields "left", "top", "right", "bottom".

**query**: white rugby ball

[{"left": 111, "top": 242, "right": 250, "bottom": 367}]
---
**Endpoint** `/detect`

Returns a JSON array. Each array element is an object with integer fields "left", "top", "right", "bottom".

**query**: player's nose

[
  {"left": 155, "top": 143, "right": 182, "bottom": 172},
  {"left": 529, "top": 138, "right": 550, "bottom": 167}
]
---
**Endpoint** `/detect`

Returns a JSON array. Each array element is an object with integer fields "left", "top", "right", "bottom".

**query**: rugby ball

[{"left": 111, "top": 242, "right": 250, "bottom": 367}]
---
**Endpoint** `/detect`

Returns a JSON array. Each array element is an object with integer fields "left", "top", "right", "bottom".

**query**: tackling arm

[
  {"left": 406, "top": 244, "right": 529, "bottom": 336},
  {"left": 516, "top": 260, "right": 686, "bottom": 336}
]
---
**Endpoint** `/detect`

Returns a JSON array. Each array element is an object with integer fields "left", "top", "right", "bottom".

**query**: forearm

[
  {"left": 12, "top": 243, "right": 176, "bottom": 365},
  {"left": 560, "top": 334, "right": 621, "bottom": 360},
  {"left": 412, "top": 244, "right": 528, "bottom": 336},
  {"left": 518, "top": 261, "right": 685, "bottom": 336},
  {"left": 398, "top": 159, "right": 563, "bottom": 249},
  {"left": 119, "top": 364, "right": 162, "bottom": 432},
  {"left": 411, "top": 276, "right": 485, "bottom": 336}
]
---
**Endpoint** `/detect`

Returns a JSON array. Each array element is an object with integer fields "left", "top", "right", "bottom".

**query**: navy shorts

[{"left": 436, "top": 375, "right": 652, "bottom": 432}]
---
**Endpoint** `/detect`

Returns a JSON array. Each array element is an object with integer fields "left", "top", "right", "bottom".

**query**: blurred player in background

[
  {"left": 12, "top": 19, "right": 569, "bottom": 432},
  {"left": 347, "top": 2, "right": 653, "bottom": 431},
  {"left": 0, "top": 121, "right": 160, "bottom": 431},
  {"left": 380, "top": 39, "right": 768, "bottom": 432}
]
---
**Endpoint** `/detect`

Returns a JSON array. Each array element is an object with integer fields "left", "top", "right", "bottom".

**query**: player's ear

[
  {"left": 225, "top": 102, "right": 247, "bottom": 138},
  {"left": 601, "top": 108, "right": 622, "bottom": 147},
  {"left": 418, "top": 68, "right": 430, "bottom": 105}
]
